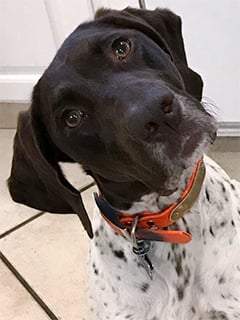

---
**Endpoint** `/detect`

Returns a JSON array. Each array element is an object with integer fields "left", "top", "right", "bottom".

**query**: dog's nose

[{"left": 125, "top": 89, "right": 180, "bottom": 141}]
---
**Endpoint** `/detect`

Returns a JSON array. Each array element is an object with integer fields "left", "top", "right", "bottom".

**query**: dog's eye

[
  {"left": 112, "top": 39, "right": 131, "bottom": 60},
  {"left": 63, "top": 110, "right": 84, "bottom": 128}
]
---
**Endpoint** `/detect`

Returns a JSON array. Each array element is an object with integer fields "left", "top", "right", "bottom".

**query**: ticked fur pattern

[{"left": 88, "top": 156, "right": 240, "bottom": 320}]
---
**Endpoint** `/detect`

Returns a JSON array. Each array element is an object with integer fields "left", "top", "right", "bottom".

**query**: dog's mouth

[
  {"left": 122, "top": 116, "right": 217, "bottom": 196},
  {"left": 127, "top": 160, "right": 184, "bottom": 196}
]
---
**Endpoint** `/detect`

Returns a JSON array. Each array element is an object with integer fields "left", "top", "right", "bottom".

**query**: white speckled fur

[{"left": 87, "top": 156, "right": 240, "bottom": 320}]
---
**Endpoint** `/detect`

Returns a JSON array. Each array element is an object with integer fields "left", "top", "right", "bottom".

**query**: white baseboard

[
  {"left": 217, "top": 122, "right": 240, "bottom": 137},
  {"left": 0, "top": 74, "right": 41, "bottom": 103}
]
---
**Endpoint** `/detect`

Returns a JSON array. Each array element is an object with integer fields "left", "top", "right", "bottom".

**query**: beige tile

[
  {"left": 207, "top": 136, "right": 240, "bottom": 180},
  {"left": 0, "top": 129, "right": 93, "bottom": 236},
  {"left": 0, "top": 103, "right": 29, "bottom": 129},
  {"left": 0, "top": 186, "right": 97, "bottom": 320},
  {"left": 0, "top": 260, "right": 50, "bottom": 320},
  {"left": 207, "top": 151, "right": 240, "bottom": 181},
  {"left": 209, "top": 136, "right": 240, "bottom": 153}
]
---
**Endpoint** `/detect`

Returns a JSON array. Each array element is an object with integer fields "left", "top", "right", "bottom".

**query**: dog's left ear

[{"left": 95, "top": 7, "right": 203, "bottom": 101}]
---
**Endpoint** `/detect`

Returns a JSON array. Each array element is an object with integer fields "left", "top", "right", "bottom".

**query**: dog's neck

[
  {"left": 94, "top": 158, "right": 205, "bottom": 248},
  {"left": 121, "top": 165, "right": 194, "bottom": 215},
  {"left": 97, "top": 166, "right": 193, "bottom": 213},
  {"left": 91, "top": 159, "right": 201, "bottom": 215}
]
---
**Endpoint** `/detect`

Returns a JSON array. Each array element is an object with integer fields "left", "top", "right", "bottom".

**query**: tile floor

[
  {"left": 0, "top": 129, "right": 96, "bottom": 320},
  {"left": 0, "top": 129, "right": 239, "bottom": 320}
]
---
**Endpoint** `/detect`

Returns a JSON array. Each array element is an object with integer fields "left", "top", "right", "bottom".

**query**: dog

[{"left": 8, "top": 7, "right": 240, "bottom": 320}]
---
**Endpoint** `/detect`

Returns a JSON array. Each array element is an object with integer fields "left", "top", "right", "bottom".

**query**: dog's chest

[
  {"left": 87, "top": 157, "right": 240, "bottom": 320},
  {"left": 87, "top": 205, "right": 201, "bottom": 319}
]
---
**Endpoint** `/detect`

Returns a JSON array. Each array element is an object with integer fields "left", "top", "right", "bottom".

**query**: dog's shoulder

[
  {"left": 196, "top": 156, "right": 240, "bottom": 311},
  {"left": 204, "top": 155, "right": 240, "bottom": 203},
  {"left": 203, "top": 155, "right": 240, "bottom": 235}
]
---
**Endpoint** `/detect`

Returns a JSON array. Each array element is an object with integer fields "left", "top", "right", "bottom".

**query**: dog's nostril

[
  {"left": 160, "top": 92, "right": 174, "bottom": 114},
  {"left": 146, "top": 122, "right": 159, "bottom": 135},
  {"left": 161, "top": 103, "right": 173, "bottom": 114}
]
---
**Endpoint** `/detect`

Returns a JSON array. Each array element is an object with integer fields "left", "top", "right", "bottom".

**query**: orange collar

[{"left": 94, "top": 158, "right": 206, "bottom": 244}]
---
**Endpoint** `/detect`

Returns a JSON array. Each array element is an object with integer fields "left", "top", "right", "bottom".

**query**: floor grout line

[
  {"left": 0, "top": 182, "right": 96, "bottom": 240},
  {"left": 0, "top": 252, "right": 59, "bottom": 320},
  {"left": 79, "top": 181, "right": 96, "bottom": 193},
  {"left": 0, "top": 182, "right": 95, "bottom": 319},
  {"left": 0, "top": 212, "right": 45, "bottom": 240}
]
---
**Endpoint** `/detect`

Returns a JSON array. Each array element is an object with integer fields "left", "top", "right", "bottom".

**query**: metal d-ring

[
  {"left": 131, "top": 216, "right": 152, "bottom": 255},
  {"left": 130, "top": 216, "right": 139, "bottom": 248}
]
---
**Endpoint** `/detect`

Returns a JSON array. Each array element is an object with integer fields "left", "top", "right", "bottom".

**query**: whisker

[{"left": 201, "top": 96, "right": 221, "bottom": 120}]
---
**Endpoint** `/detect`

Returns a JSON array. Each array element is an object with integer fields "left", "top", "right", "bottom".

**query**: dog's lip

[
  {"left": 125, "top": 156, "right": 185, "bottom": 195},
  {"left": 182, "top": 135, "right": 198, "bottom": 155},
  {"left": 131, "top": 170, "right": 179, "bottom": 195}
]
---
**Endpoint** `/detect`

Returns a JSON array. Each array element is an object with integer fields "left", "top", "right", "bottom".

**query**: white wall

[
  {"left": 92, "top": 0, "right": 139, "bottom": 11},
  {"left": 0, "top": 0, "right": 140, "bottom": 103},
  {"left": 145, "top": 0, "right": 240, "bottom": 125},
  {"left": 0, "top": 0, "right": 93, "bottom": 102},
  {"left": 1, "top": 0, "right": 239, "bottom": 133}
]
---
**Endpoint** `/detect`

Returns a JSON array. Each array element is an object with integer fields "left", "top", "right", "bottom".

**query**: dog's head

[{"left": 8, "top": 8, "right": 217, "bottom": 237}]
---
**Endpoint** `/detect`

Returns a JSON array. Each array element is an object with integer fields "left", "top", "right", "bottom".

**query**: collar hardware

[
  {"left": 94, "top": 158, "right": 205, "bottom": 245},
  {"left": 131, "top": 216, "right": 154, "bottom": 279}
]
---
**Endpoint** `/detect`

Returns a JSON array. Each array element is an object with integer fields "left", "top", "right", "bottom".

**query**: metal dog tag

[
  {"left": 133, "top": 240, "right": 154, "bottom": 280},
  {"left": 131, "top": 216, "right": 154, "bottom": 280}
]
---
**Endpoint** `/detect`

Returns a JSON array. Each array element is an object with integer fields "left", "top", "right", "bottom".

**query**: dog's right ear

[
  {"left": 8, "top": 83, "right": 93, "bottom": 238},
  {"left": 95, "top": 7, "right": 203, "bottom": 101}
]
